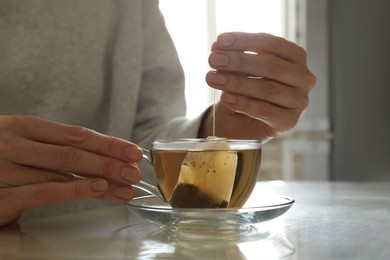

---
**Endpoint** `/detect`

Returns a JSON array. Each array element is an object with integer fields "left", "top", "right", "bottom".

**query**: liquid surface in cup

[{"left": 152, "top": 148, "right": 262, "bottom": 208}]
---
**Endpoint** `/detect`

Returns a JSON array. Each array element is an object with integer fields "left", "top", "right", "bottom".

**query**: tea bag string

[{"left": 212, "top": 89, "right": 216, "bottom": 137}]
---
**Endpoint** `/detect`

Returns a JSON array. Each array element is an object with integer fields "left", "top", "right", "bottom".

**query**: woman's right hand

[{"left": 0, "top": 115, "right": 143, "bottom": 227}]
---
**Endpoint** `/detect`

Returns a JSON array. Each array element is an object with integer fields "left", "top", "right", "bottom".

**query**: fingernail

[
  {"left": 208, "top": 72, "right": 228, "bottom": 85},
  {"left": 210, "top": 53, "right": 229, "bottom": 67},
  {"left": 121, "top": 167, "right": 140, "bottom": 183},
  {"left": 223, "top": 93, "right": 238, "bottom": 104},
  {"left": 113, "top": 187, "right": 133, "bottom": 200},
  {"left": 91, "top": 179, "right": 108, "bottom": 192},
  {"left": 218, "top": 33, "right": 235, "bottom": 47},
  {"left": 125, "top": 146, "right": 142, "bottom": 161}
]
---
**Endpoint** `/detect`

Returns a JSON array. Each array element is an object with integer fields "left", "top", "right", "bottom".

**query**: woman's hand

[
  {"left": 201, "top": 32, "right": 316, "bottom": 141},
  {"left": 0, "top": 115, "right": 143, "bottom": 226}
]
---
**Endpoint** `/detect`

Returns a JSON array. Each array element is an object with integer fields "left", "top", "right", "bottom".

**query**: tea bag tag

[{"left": 169, "top": 138, "right": 238, "bottom": 208}]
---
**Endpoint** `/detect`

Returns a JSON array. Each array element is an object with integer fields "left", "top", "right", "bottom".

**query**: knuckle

[
  {"left": 256, "top": 122, "right": 278, "bottom": 139},
  {"left": 0, "top": 137, "right": 24, "bottom": 162},
  {"left": 102, "top": 159, "right": 116, "bottom": 178},
  {"left": 299, "top": 68, "right": 316, "bottom": 92},
  {"left": 257, "top": 103, "right": 273, "bottom": 119},
  {"left": 306, "top": 72, "right": 317, "bottom": 89},
  {"left": 298, "top": 46, "right": 308, "bottom": 61},
  {"left": 292, "top": 93, "right": 309, "bottom": 111},
  {"left": 107, "top": 137, "right": 118, "bottom": 153},
  {"left": 286, "top": 112, "right": 300, "bottom": 130},
  {"left": 266, "top": 57, "right": 284, "bottom": 76},
  {"left": 0, "top": 136, "right": 16, "bottom": 159},
  {"left": 301, "top": 95, "right": 310, "bottom": 109},
  {"left": 70, "top": 181, "right": 84, "bottom": 198},
  {"left": 262, "top": 33, "right": 283, "bottom": 51},
  {"left": 0, "top": 116, "right": 29, "bottom": 159},
  {"left": 237, "top": 95, "right": 249, "bottom": 112},
  {"left": 34, "top": 188, "right": 57, "bottom": 205},
  {"left": 236, "top": 53, "right": 248, "bottom": 71},
  {"left": 1, "top": 115, "right": 27, "bottom": 130},
  {"left": 53, "top": 146, "right": 77, "bottom": 171},
  {"left": 47, "top": 173, "right": 75, "bottom": 182},
  {"left": 290, "top": 114, "right": 301, "bottom": 129},
  {"left": 231, "top": 75, "right": 245, "bottom": 91},
  {"left": 33, "top": 182, "right": 85, "bottom": 205},
  {"left": 265, "top": 80, "right": 281, "bottom": 97},
  {"left": 66, "top": 126, "right": 91, "bottom": 144}
]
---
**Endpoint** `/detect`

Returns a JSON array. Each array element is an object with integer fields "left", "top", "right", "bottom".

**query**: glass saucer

[{"left": 126, "top": 195, "right": 294, "bottom": 231}]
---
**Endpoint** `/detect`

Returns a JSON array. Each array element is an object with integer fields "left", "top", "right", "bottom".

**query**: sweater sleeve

[{"left": 132, "top": 0, "right": 203, "bottom": 149}]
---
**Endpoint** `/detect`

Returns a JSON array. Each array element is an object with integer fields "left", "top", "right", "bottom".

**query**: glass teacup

[{"left": 136, "top": 138, "right": 262, "bottom": 208}]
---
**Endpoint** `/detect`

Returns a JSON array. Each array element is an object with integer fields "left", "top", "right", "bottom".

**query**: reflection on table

[{"left": 0, "top": 181, "right": 389, "bottom": 259}]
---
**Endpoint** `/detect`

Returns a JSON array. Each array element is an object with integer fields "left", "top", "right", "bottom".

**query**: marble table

[{"left": 0, "top": 181, "right": 389, "bottom": 259}]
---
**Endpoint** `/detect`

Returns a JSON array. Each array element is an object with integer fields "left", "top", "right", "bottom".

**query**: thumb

[
  {"left": 20, "top": 179, "right": 108, "bottom": 208},
  {"left": 0, "top": 179, "right": 108, "bottom": 226}
]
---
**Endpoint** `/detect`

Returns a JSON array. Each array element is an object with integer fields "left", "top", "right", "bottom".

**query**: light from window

[{"left": 160, "top": 0, "right": 284, "bottom": 118}]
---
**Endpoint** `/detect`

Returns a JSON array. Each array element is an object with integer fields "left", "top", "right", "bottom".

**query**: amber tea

[{"left": 150, "top": 139, "right": 262, "bottom": 208}]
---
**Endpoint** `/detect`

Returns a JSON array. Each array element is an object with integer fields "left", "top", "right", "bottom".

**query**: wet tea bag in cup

[{"left": 169, "top": 137, "right": 238, "bottom": 208}]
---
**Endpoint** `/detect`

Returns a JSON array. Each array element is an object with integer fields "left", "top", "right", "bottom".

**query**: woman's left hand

[{"left": 201, "top": 32, "right": 316, "bottom": 141}]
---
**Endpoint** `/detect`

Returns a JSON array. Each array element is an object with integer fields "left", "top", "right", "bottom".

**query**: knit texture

[{"left": 0, "top": 0, "right": 204, "bottom": 220}]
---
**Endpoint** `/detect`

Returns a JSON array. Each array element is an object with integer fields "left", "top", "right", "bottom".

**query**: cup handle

[
  {"left": 141, "top": 148, "right": 152, "bottom": 165},
  {"left": 135, "top": 148, "right": 167, "bottom": 202},
  {"left": 133, "top": 181, "right": 167, "bottom": 202}
]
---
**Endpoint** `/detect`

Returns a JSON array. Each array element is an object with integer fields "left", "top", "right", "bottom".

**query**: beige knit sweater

[{"left": 0, "top": 0, "right": 204, "bottom": 220}]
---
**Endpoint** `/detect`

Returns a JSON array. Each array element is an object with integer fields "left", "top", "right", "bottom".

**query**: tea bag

[{"left": 170, "top": 137, "right": 238, "bottom": 208}]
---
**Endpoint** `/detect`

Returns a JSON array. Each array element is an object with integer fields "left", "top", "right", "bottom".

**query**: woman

[{"left": 0, "top": 0, "right": 315, "bottom": 227}]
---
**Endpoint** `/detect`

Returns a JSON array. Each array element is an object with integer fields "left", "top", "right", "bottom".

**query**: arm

[{"left": 132, "top": 1, "right": 201, "bottom": 148}]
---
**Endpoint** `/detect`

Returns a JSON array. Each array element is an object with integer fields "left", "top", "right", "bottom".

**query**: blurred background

[{"left": 159, "top": 0, "right": 390, "bottom": 181}]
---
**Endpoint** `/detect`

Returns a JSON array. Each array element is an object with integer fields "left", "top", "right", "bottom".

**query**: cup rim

[{"left": 151, "top": 138, "right": 262, "bottom": 151}]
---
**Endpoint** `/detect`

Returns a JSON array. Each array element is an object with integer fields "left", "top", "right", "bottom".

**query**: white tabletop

[{"left": 1, "top": 181, "right": 389, "bottom": 259}]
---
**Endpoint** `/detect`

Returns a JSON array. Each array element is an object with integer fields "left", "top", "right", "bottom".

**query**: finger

[
  {"left": 9, "top": 140, "right": 142, "bottom": 185},
  {"left": 0, "top": 159, "right": 74, "bottom": 188},
  {"left": 5, "top": 116, "right": 143, "bottom": 162},
  {"left": 220, "top": 92, "right": 302, "bottom": 132},
  {"left": 206, "top": 71, "right": 308, "bottom": 110},
  {"left": 1, "top": 178, "right": 108, "bottom": 215},
  {"left": 212, "top": 32, "right": 307, "bottom": 63},
  {"left": 209, "top": 50, "right": 313, "bottom": 89},
  {"left": 96, "top": 183, "right": 136, "bottom": 201}
]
